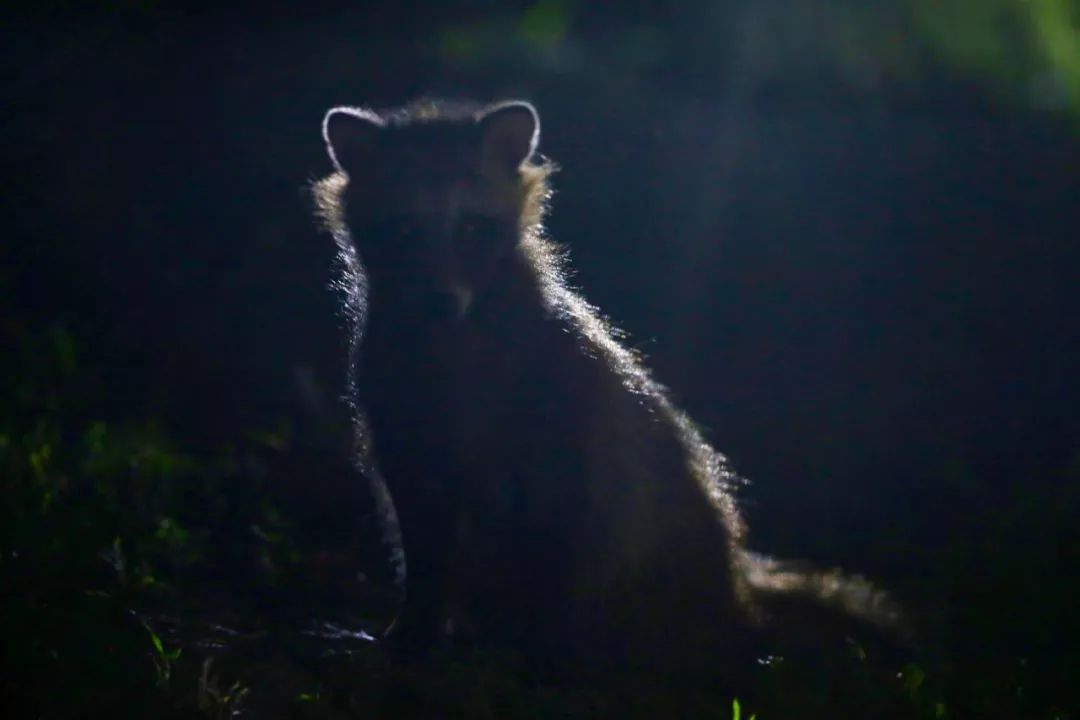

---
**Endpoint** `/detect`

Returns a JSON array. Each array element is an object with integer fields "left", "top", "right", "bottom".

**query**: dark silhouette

[{"left": 314, "top": 99, "right": 904, "bottom": 683}]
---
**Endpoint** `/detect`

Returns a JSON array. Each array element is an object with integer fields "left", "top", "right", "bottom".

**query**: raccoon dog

[{"left": 313, "top": 99, "right": 903, "bottom": 678}]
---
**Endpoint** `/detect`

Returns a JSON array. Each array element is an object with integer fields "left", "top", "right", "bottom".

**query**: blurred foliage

[
  {"left": 429, "top": 0, "right": 1080, "bottom": 128},
  {"left": 0, "top": 323, "right": 392, "bottom": 717},
  {"left": 911, "top": 0, "right": 1080, "bottom": 120},
  {"left": 1, "top": 323, "right": 186, "bottom": 716}
]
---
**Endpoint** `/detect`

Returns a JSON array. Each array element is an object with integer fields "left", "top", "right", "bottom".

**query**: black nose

[{"left": 420, "top": 291, "right": 464, "bottom": 322}]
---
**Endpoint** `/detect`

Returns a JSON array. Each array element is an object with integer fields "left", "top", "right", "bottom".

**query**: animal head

[{"left": 320, "top": 99, "right": 547, "bottom": 324}]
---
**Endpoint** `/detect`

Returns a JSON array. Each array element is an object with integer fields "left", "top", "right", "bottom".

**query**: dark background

[{"left": 3, "top": 1, "right": 1078, "bottom": 717}]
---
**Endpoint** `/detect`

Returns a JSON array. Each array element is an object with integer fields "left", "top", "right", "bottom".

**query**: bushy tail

[{"left": 736, "top": 549, "right": 913, "bottom": 648}]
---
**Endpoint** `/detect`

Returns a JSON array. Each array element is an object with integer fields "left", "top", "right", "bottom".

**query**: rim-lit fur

[{"left": 312, "top": 99, "right": 907, "bottom": 678}]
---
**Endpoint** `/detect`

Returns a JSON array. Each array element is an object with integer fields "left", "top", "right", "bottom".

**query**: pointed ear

[
  {"left": 477, "top": 101, "right": 539, "bottom": 176},
  {"left": 322, "top": 106, "right": 384, "bottom": 175}
]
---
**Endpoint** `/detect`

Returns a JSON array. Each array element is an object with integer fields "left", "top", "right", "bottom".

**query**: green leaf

[
  {"left": 902, "top": 662, "right": 927, "bottom": 697},
  {"left": 148, "top": 629, "right": 164, "bottom": 656}
]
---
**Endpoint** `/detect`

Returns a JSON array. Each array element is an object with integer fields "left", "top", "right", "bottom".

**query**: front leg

[{"left": 382, "top": 473, "right": 461, "bottom": 658}]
